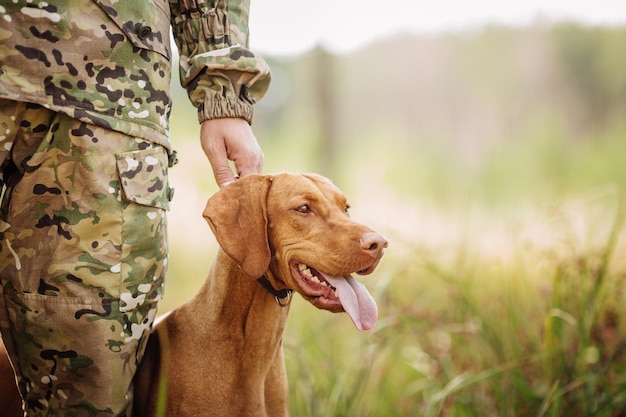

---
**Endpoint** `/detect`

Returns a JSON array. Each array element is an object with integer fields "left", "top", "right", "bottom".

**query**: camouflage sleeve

[{"left": 169, "top": 0, "right": 271, "bottom": 124}]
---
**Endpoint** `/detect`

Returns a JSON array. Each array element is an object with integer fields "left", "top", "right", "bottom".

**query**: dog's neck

[{"left": 189, "top": 248, "right": 290, "bottom": 347}]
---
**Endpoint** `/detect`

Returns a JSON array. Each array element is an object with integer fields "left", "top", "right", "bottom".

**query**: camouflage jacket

[{"left": 0, "top": 0, "right": 271, "bottom": 151}]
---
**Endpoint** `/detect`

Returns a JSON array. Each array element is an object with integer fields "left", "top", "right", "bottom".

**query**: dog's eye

[
  {"left": 295, "top": 204, "right": 311, "bottom": 214},
  {"left": 344, "top": 204, "right": 350, "bottom": 216}
]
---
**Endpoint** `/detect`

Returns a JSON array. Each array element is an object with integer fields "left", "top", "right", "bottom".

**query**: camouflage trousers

[{"left": 0, "top": 99, "right": 171, "bottom": 417}]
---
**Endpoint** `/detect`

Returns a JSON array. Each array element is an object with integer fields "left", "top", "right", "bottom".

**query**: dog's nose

[{"left": 360, "top": 232, "right": 388, "bottom": 258}]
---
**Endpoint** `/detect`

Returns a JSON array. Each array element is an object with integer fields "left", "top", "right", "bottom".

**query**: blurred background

[{"left": 164, "top": 2, "right": 626, "bottom": 416}]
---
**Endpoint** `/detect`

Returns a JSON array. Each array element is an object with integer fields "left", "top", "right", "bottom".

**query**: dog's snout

[{"left": 360, "top": 232, "right": 388, "bottom": 257}]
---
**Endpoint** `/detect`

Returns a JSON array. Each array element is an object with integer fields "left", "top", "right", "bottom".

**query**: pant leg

[{"left": 0, "top": 99, "right": 170, "bottom": 417}]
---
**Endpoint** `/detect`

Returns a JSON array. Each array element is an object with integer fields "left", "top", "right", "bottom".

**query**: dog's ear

[{"left": 203, "top": 175, "right": 273, "bottom": 279}]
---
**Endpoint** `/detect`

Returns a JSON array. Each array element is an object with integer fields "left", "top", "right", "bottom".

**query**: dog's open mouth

[
  {"left": 291, "top": 262, "right": 378, "bottom": 331},
  {"left": 296, "top": 263, "right": 339, "bottom": 298}
]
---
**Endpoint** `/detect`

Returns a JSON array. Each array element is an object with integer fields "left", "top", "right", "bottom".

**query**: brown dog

[{"left": 133, "top": 173, "right": 387, "bottom": 417}]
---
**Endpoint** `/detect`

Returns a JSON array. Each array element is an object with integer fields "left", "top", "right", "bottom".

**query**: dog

[
  {"left": 133, "top": 173, "right": 387, "bottom": 416},
  {"left": 0, "top": 173, "right": 388, "bottom": 417}
]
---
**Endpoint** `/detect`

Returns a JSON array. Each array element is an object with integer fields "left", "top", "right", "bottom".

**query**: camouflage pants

[{"left": 0, "top": 99, "right": 171, "bottom": 417}]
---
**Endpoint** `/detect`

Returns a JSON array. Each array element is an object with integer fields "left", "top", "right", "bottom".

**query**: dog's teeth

[
  {"left": 334, "top": 290, "right": 338, "bottom": 298},
  {"left": 311, "top": 276, "right": 320, "bottom": 284},
  {"left": 298, "top": 264, "right": 314, "bottom": 277},
  {"left": 320, "top": 281, "right": 328, "bottom": 287}
]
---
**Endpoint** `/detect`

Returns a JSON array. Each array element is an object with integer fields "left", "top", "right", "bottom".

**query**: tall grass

[{"left": 282, "top": 188, "right": 626, "bottom": 417}]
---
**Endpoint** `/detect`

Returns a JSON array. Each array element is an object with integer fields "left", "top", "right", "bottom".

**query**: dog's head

[{"left": 203, "top": 173, "right": 388, "bottom": 331}]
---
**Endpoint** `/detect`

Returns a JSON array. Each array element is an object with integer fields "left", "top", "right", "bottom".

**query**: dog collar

[{"left": 256, "top": 276, "right": 293, "bottom": 307}]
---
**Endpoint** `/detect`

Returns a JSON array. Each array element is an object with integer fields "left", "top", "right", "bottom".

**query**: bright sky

[{"left": 249, "top": 0, "right": 626, "bottom": 55}]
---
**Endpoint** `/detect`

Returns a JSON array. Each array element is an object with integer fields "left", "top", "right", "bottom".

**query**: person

[{"left": 0, "top": 1, "right": 270, "bottom": 416}]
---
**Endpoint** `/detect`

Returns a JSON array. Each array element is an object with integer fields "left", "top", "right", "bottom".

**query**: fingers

[
  {"left": 231, "top": 135, "right": 264, "bottom": 178},
  {"left": 200, "top": 118, "right": 264, "bottom": 188}
]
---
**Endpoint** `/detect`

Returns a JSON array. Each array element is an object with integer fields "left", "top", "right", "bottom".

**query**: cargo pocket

[
  {"left": 116, "top": 146, "right": 171, "bottom": 314},
  {"left": 117, "top": 146, "right": 172, "bottom": 210}
]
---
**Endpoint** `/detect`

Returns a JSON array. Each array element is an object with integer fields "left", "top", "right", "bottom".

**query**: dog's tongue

[{"left": 321, "top": 273, "right": 378, "bottom": 331}]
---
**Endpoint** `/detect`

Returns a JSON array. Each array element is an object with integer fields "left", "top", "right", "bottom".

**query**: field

[
  {"left": 284, "top": 193, "right": 626, "bottom": 417},
  {"left": 161, "top": 24, "right": 626, "bottom": 416}
]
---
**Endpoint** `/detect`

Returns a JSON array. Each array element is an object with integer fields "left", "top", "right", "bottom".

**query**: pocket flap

[
  {"left": 94, "top": 0, "right": 172, "bottom": 60},
  {"left": 116, "top": 147, "right": 171, "bottom": 210}
]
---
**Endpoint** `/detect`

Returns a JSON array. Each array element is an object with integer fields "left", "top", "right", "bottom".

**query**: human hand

[{"left": 200, "top": 118, "right": 264, "bottom": 188}]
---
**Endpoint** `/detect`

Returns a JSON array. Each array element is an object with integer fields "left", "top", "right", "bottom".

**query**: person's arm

[{"left": 170, "top": 0, "right": 270, "bottom": 186}]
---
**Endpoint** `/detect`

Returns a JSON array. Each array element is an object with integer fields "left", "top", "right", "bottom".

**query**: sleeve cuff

[{"left": 197, "top": 98, "right": 254, "bottom": 124}]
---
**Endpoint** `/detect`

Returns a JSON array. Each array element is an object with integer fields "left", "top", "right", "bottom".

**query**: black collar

[{"left": 256, "top": 276, "right": 293, "bottom": 307}]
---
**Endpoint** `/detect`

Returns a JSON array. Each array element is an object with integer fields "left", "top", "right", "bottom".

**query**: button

[
  {"left": 167, "top": 150, "right": 178, "bottom": 168},
  {"left": 137, "top": 25, "right": 152, "bottom": 39}
]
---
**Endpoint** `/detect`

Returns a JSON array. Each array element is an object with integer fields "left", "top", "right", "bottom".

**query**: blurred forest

[
  {"left": 254, "top": 22, "right": 626, "bottom": 200},
  {"left": 171, "top": 21, "right": 626, "bottom": 209}
]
